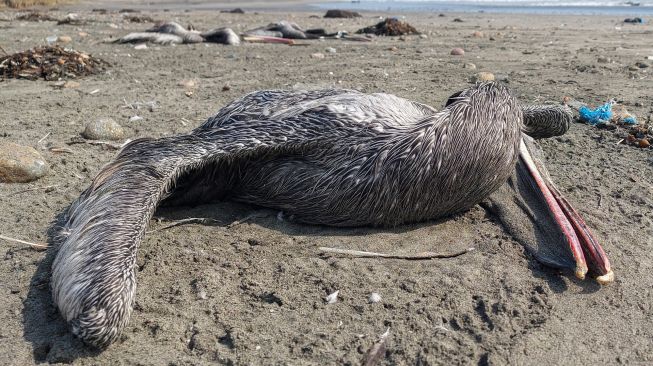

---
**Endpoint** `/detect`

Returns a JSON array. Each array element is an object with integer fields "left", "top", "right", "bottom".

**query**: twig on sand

[
  {"left": 3, "top": 184, "right": 59, "bottom": 197},
  {"left": 151, "top": 217, "right": 219, "bottom": 232},
  {"left": 0, "top": 45, "right": 8, "bottom": 56},
  {"left": 363, "top": 328, "right": 390, "bottom": 366},
  {"left": 49, "top": 147, "right": 74, "bottom": 154},
  {"left": 318, "top": 246, "right": 474, "bottom": 260},
  {"left": 67, "top": 138, "right": 132, "bottom": 150},
  {"left": 226, "top": 212, "right": 271, "bottom": 228},
  {"left": 0, "top": 234, "right": 48, "bottom": 251},
  {"left": 37, "top": 132, "right": 51, "bottom": 145}
]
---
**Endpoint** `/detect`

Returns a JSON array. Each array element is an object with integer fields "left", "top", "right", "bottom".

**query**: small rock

[
  {"left": 325, "top": 47, "right": 337, "bottom": 53},
  {"left": 463, "top": 63, "right": 476, "bottom": 70},
  {"left": 453, "top": 18, "right": 464, "bottom": 22},
  {"left": 419, "top": 34, "right": 428, "bottom": 39},
  {"left": 82, "top": 118, "right": 125, "bottom": 141},
  {"left": 178, "top": 79, "right": 198, "bottom": 89},
  {"left": 185, "top": 90, "right": 193, "bottom": 97},
  {"left": 197, "top": 290, "right": 207, "bottom": 300},
  {"left": 57, "top": 36, "right": 72, "bottom": 43},
  {"left": 134, "top": 43, "right": 147, "bottom": 50},
  {"left": 368, "top": 292, "right": 382, "bottom": 303},
  {"left": 222, "top": 84, "right": 231, "bottom": 91},
  {"left": 470, "top": 71, "right": 495, "bottom": 82},
  {"left": 597, "top": 56, "right": 609, "bottom": 63},
  {"left": 388, "top": 46, "right": 398, "bottom": 51},
  {"left": 450, "top": 47, "right": 465, "bottom": 56},
  {"left": 639, "top": 139, "right": 650, "bottom": 148},
  {"left": 63, "top": 81, "right": 80, "bottom": 89},
  {"left": 129, "top": 116, "right": 143, "bottom": 122},
  {"left": 0, "top": 143, "right": 49, "bottom": 183},
  {"left": 311, "top": 52, "right": 325, "bottom": 59},
  {"left": 472, "top": 31, "right": 484, "bottom": 38},
  {"left": 635, "top": 61, "right": 649, "bottom": 69},
  {"left": 46, "top": 35, "right": 58, "bottom": 44},
  {"left": 325, "top": 290, "right": 339, "bottom": 304},
  {"left": 78, "top": 31, "right": 89, "bottom": 37}
]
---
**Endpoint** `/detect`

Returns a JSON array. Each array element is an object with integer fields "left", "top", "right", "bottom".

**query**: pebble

[
  {"left": 325, "top": 47, "right": 337, "bottom": 53},
  {"left": 368, "top": 292, "right": 382, "bottom": 303},
  {"left": 134, "top": 43, "right": 147, "bottom": 50},
  {"left": 470, "top": 71, "right": 495, "bottom": 82},
  {"left": 635, "top": 61, "right": 649, "bottom": 69},
  {"left": 57, "top": 36, "right": 72, "bottom": 44},
  {"left": 78, "top": 32, "right": 89, "bottom": 37},
  {"left": 325, "top": 290, "right": 339, "bottom": 304},
  {"left": 129, "top": 116, "right": 143, "bottom": 122},
  {"left": 222, "top": 84, "right": 231, "bottom": 91},
  {"left": 388, "top": 46, "right": 398, "bottom": 51},
  {"left": 311, "top": 52, "right": 325, "bottom": 59},
  {"left": 63, "top": 81, "right": 80, "bottom": 89},
  {"left": 419, "top": 34, "right": 428, "bottom": 39},
  {"left": 639, "top": 139, "right": 650, "bottom": 148},
  {"left": 82, "top": 118, "right": 125, "bottom": 141},
  {"left": 450, "top": 47, "right": 465, "bottom": 56},
  {"left": 463, "top": 63, "right": 477, "bottom": 70},
  {"left": 597, "top": 56, "right": 609, "bottom": 63},
  {"left": 0, "top": 143, "right": 49, "bottom": 183},
  {"left": 178, "top": 79, "right": 198, "bottom": 89},
  {"left": 472, "top": 31, "right": 484, "bottom": 38}
]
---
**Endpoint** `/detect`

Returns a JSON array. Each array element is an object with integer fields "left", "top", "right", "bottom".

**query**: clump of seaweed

[
  {"left": 0, "top": 45, "right": 108, "bottom": 81},
  {"left": 356, "top": 18, "right": 419, "bottom": 36},
  {"left": 15, "top": 11, "right": 57, "bottom": 21}
]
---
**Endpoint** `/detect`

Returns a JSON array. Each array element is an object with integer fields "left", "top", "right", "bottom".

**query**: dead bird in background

[
  {"left": 115, "top": 21, "right": 240, "bottom": 45},
  {"left": 50, "top": 82, "right": 613, "bottom": 349}
]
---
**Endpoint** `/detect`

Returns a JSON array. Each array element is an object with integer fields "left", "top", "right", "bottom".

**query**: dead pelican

[
  {"left": 116, "top": 21, "right": 240, "bottom": 45},
  {"left": 50, "top": 82, "right": 613, "bottom": 348}
]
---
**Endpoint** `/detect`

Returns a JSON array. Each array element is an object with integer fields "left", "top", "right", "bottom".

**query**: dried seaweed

[
  {"left": 123, "top": 14, "right": 156, "bottom": 23},
  {"left": 324, "top": 9, "right": 362, "bottom": 18},
  {"left": 0, "top": 45, "right": 108, "bottom": 81},
  {"left": 15, "top": 11, "right": 57, "bottom": 21},
  {"left": 356, "top": 18, "right": 420, "bottom": 36}
]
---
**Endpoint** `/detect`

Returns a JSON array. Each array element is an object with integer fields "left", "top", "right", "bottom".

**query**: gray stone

[
  {"left": 0, "top": 143, "right": 49, "bottom": 183},
  {"left": 83, "top": 118, "right": 125, "bottom": 141}
]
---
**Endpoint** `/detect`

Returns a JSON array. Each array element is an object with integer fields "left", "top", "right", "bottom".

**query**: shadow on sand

[{"left": 22, "top": 200, "right": 601, "bottom": 362}]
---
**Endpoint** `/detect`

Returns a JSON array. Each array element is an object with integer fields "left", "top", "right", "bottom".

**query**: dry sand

[{"left": 0, "top": 5, "right": 652, "bottom": 365}]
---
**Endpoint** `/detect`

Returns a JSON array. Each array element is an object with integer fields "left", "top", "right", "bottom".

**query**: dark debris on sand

[
  {"left": 123, "top": 14, "right": 157, "bottom": 23},
  {"left": 623, "top": 124, "right": 652, "bottom": 148},
  {"left": 16, "top": 12, "right": 58, "bottom": 22},
  {"left": 356, "top": 18, "right": 420, "bottom": 36},
  {"left": 324, "top": 9, "right": 362, "bottom": 18},
  {"left": 0, "top": 46, "right": 108, "bottom": 81},
  {"left": 221, "top": 8, "right": 245, "bottom": 14}
]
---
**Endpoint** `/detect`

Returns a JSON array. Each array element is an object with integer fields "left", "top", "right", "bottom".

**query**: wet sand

[{"left": 0, "top": 5, "right": 652, "bottom": 365}]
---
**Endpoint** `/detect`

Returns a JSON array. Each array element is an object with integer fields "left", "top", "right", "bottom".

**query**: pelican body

[{"left": 50, "top": 82, "right": 612, "bottom": 348}]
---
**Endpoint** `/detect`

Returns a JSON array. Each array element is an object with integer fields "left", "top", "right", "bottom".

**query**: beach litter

[
  {"left": 576, "top": 100, "right": 637, "bottom": 126},
  {"left": 0, "top": 45, "right": 108, "bottom": 81},
  {"left": 356, "top": 18, "right": 420, "bottom": 36}
]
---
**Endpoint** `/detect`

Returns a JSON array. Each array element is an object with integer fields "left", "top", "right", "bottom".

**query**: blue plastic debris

[
  {"left": 578, "top": 102, "right": 613, "bottom": 125},
  {"left": 622, "top": 116, "right": 637, "bottom": 125}
]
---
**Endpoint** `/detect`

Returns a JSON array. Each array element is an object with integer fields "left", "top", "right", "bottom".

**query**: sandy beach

[{"left": 0, "top": 2, "right": 652, "bottom": 365}]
